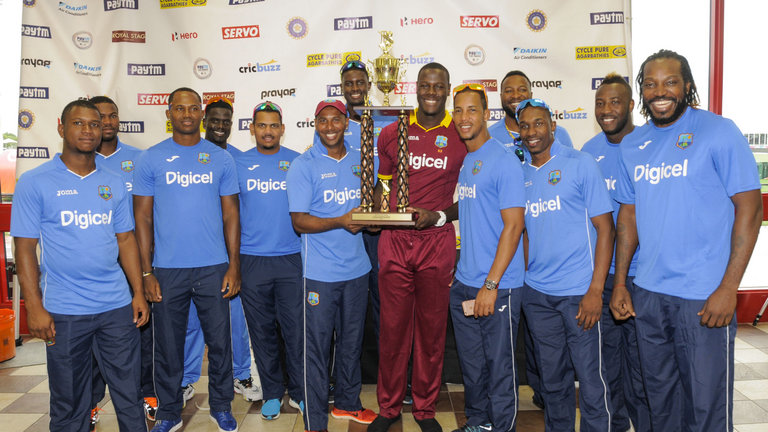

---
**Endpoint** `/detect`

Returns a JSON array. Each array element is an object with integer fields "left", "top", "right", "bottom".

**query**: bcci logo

[
  {"left": 548, "top": 170, "right": 561, "bottom": 185},
  {"left": 198, "top": 152, "right": 210, "bottom": 164},
  {"left": 279, "top": 160, "right": 291, "bottom": 171},
  {"left": 472, "top": 160, "right": 483, "bottom": 175},
  {"left": 676, "top": 133, "right": 693, "bottom": 149},
  {"left": 351, "top": 165, "right": 362, "bottom": 177},
  {"left": 307, "top": 291, "right": 319, "bottom": 306},
  {"left": 98, "top": 185, "right": 112, "bottom": 200},
  {"left": 121, "top": 160, "right": 134, "bottom": 172},
  {"left": 435, "top": 135, "right": 447, "bottom": 148}
]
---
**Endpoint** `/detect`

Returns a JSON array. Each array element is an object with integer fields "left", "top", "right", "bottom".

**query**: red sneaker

[{"left": 330, "top": 407, "right": 377, "bottom": 424}]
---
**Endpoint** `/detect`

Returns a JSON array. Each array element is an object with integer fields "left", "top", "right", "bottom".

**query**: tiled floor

[{"left": 2, "top": 324, "right": 768, "bottom": 431}]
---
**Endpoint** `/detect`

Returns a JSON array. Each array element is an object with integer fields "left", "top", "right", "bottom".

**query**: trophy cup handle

[{"left": 398, "top": 59, "right": 408, "bottom": 107}]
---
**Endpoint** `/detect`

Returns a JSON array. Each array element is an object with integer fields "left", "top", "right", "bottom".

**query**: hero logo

[
  {"left": 334, "top": 16, "right": 373, "bottom": 31},
  {"left": 591, "top": 76, "right": 629, "bottom": 90},
  {"left": 324, "top": 187, "right": 361, "bottom": 205},
  {"left": 238, "top": 118, "right": 252, "bottom": 130},
  {"left": 21, "top": 58, "right": 51, "bottom": 68},
  {"left": 457, "top": 184, "right": 476, "bottom": 200},
  {"left": 128, "top": 63, "right": 165, "bottom": 76},
  {"left": 410, "top": 153, "right": 447, "bottom": 170},
  {"left": 137, "top": 93, "right": 170, "bottom": 105},
  {"left": 394, "top": 82, "right": 417, "bottom": 94},
  {"left": 590, "top": 11, "right": 624, "bottom": 25},
  {"left": 551, "top": 108, "right": 588, "bottom": 120},
  {"left": 462, "top": 79, "right": 498, "bottom": 92},
  {"left": 19, "top": 87, "right": 49, "bottom": 99},
  {"left": 460, "top": 15, "right": 499, "bottom": 28},
  {"left": 172, "top": 32, "right": 198, "bottom": 41},
  {"left": 634, "top": 160, "right": 688, "bottom": 185},
  {"left": 327, "top": 84, "right": 342, "bottom": 97},
  {"left": 261, "top": 88, "right": 295, "bottom": 99},
  {"left": 489, "top": 109, "right": 504, "bottom": 121},
  {"left": 222, "top": 25, "right": 260, "bottom": 39},
  {"left": 400, "top": 16, "right": 434, "bottom": 27},
  {"left": 104, "top": 0, "right": 137, "bottom": 10},
  {"left": 247, "top": 178, "right": 286, "bottom": 193},
  {"left": 60, "top": 210, "right": 113, "bottom": 229},
  {"left": 22, "top": 25, "right": 51, "bottom": 39},
  {"left": 166, "top": 171, "right": 214, "bottom": 187},
  {"left": 119, "top": 121, "right": 144, "bottom": 133},
  {"left": 526, "top": 196, "right": 561, "bottom": 217},
  {"left": 531, "top": 80, "right": 562, "bottom": 89}
]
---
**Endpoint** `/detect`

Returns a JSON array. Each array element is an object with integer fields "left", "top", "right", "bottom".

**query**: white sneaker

[
  {"left": 181, "top": 384, "right": 195, "bottom": 408},
  {"left": 233, "top": 377, "right": 262, "bottom": 402}
]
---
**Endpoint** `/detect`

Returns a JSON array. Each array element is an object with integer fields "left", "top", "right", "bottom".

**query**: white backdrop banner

[{"left": 17, "top": 0, "right": 631, "bottom": 175}]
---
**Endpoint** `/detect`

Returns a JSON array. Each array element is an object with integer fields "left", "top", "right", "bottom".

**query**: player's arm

[
  {"left": 15, "top": 237, "right": 55, "bottom": 342},
  {"left": 221, "top": 194, "right": 241, "bottom": 298},
  {"left": 116, "top": 230, "right": 149, "bottom": 327},
  {"left": 611, "top": 203, "right": 638, "bottom": 320},
  {"left": 699, "top": 189, "right": 762, "bottom": 328},
  {"left": 408, "top": 202, "right": 458, "bottom": 230},
  {"left": 475, "top": 207, "right": 525, "bottom": 318},
  {"left": 577, "top": 212, "right": 614, "bottom": 330},
  {"left": 133, "top": 195, "right": 160, "bottom": 303},
  {"left": 291, "top": 210, "right": 362, "bottom": 235}
]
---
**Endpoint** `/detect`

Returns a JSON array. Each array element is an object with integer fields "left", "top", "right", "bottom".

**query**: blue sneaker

[
  {"left": 150, "top": 418, "right": 183, "bottom": 432},
  {"left": 288, "top": 398, "right": 304, "bottom": 414},
  {"left": 210, "top": 410, "right": 238, "bottom": 432},
  {"left": 261, "top": 398, "right": 282, "bottom": 420}
]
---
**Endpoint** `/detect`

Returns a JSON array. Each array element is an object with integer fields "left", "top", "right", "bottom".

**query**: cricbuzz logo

[{"left": 60, "top": 210, "right": 113, "bottom": 229}]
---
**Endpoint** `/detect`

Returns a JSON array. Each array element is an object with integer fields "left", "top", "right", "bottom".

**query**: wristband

[
  {"left": 142, "top": 271, "right": 153, "bottom": 278},
  {"left": 435, "top": 210, "right": 447, "bottom": 227}
]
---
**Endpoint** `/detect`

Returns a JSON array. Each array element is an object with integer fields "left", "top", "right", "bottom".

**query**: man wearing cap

[
  {"left": 134, "top": 87, "right": 241, "bottom": 432},
  {"left": 12, "top": 99, "right": 149, "bottom": 431},
  {"left": 369, "top": 62, "right": 466, "bottom": 432},
  {"left": 237, "top": 101, "right": 304, "bottom": 419},
  {"left": 180, "top": 97, "right": 260, "bottom": 405},
  {"left": 450, "top": 84, "right": 526, "bottom": 432},
  {"left": 517, "top": 98, "right": 615, "bottom": 431},
  {"left": 286, "top": 99, "right": 377, "bottom": 432}
]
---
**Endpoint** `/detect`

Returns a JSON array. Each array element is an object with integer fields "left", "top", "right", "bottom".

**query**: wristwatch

[
  {"left": 483, "top": 279, "right": 498, "bottom": 290},
  {"left": 435, "top": 210, "right": 447, "bottom": 227}
]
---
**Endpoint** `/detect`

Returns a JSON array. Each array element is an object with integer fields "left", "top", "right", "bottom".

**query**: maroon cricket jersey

[{"left": 377, "top": 110, "right": 465, "bottom": 213}]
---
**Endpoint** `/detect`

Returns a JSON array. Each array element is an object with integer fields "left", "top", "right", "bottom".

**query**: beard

[
  {"left": 645, "top": 97, "right": 687, "bottom": 126},
  {"left": 503, "top": 104, "right": 517, "bottom": 119}
]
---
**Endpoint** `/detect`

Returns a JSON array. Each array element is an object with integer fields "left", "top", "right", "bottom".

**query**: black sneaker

[
  {"left": 328, "top": 383, "right": 335, "bottom": 404},
  {"left": 532, "top": 393, "right": 545, "bottom": 410},
  {"left": 403, "top": 383, "right": 413, "bottom": 405},
  {"left": 416, "top": 417, "right": 442, "bottom": 432},
  {"left": 367, "top": 414, "right": 402, "bottom": 432}
]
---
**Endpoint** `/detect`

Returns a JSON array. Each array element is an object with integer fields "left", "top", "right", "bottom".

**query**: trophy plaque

[{"left": 351, "top": 30, "right": 414, "bottom": 226}]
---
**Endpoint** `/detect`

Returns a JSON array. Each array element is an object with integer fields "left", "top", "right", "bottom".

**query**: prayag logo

[
  {"left": 677, "top": 133, "right": 693, "bottom": 149},
  {"left": 351, "top": 165, "right": 362, "bottom": 177},
  {"left": 279, "top": 160, "right": 291, "bottom": 171},
  {"left": 98, "top": 185, "right": 113, "bottom": 200},
  {"left": 548, "top": 170, "right": 561, "bottom": 185},
  {"left": 472, "top": 160, "right": 482, "bottom": 175},
  {"left": 198, "top": 152, "right": 210, "bottom": 164}
]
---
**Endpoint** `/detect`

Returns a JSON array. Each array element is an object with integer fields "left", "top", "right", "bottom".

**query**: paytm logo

[
  {"left": 22, "top": 24, "right": 51, "bottom": 38},
  {"left": 489, "top": 109, "right": 505, "bottom": 121},
  {"left": 247, "top": 178, "right": 286, "bottom": 193},
  {"left": 239, "top": 118, "right": 252, "bottom": 130},
  {"left": 19, "top": 86, "right": 49, "bottom": 99},
  {"left": 166, "top": 171, "right": 213, "bottom": 187},
  {"left": 17, "top": 146, "right": 50, "bottom": 159},
  {"left": 327, "top": 84, "right": 342, "bottom": 97},
  {"left": 526, "top": 196, "right": 561, "bottom": 218},
  {"left": 60, "top": 210, "right": 113, "bottom": 229},
  {"left": 591, "top": 76, "right": 630, "bottom": 90},
  {"left": 334, "top": 16, "right": 373, "bottom": 31},
  {"left": 119, "top": 121, "right": 144, "bottom": 133},
  {"left": 634, "top": 160, "right": 688, "bottom": 185},
  {"left": 323, "top": 187, "right": 361, "bottom": 205},
  {"left": 590, "top": 11, "right": 624, "bottom": 25},
  {"left": 128, "top": 63, "right": 166, "bottom": 76},
  {"left": 104, "top": 0, "right": 137, "bottom": 10}
]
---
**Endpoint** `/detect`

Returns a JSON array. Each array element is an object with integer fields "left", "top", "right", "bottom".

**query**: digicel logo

[
  {"left": 460, "top": 15, "right": 499, "bottom": 28},
  {"left": 222, "top": 25, "right": 260, "bottom": 39},
  {"left": 138, "top": 93, "right": 170, "bottom": 105}
]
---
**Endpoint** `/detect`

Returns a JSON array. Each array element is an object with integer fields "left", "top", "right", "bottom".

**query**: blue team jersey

[
  {"left": 11, "top": 155, "right": 134, "bottom": 315},
  {"left": 456, "top": 138, "right": 526, "bottom": 288},
  {"left": 488, "top": 120, "right": 574, "bottom": 152},
  {"left": 286, "top": 140, "right": 371, "bottom": 282},
  {"left": 96, "top": 139, "right": 142, "bottom": 213},
  {"left": 523, "top": 140, "right": 614, "bottom": 296},
  {"left": 226, "top": 145, "right": 243, "bottom": 156},
  {"left": 236, "top": 146, "right": 301, "bottom": 256},
  {"left": 581, "top": 131, "right": 639, "bottom": 276},
  {"left": 614, "top": 108, "right": 760, "bottom": 299},
  {"left": 133, "top": 138, "right": 240, "bottom": 268},
  {"left": 340, "top": 113, "right": 394, "bottom": 176}
]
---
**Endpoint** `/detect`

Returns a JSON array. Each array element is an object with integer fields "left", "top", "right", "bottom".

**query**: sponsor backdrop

[{"left": 17, "top": 0, "right": 631, "bottom": 175}]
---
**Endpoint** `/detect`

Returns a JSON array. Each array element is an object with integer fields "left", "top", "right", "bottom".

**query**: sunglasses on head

[
  {"left": 452, "top": 83, "right": 488, "bottom": 106},
  {"left": 340, "top": 60, "right": 367, "bottom": 76},
  {"left": 253, "top": 101, "right": 282, "bottom": 118},
  {"left": 515, "top": 98, "right": 551, "bottom": 122},
  {"left": 207, "top": 97, "right": 233, "bottom": 107}
]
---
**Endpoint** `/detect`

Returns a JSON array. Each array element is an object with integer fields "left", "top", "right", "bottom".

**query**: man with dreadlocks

[{"left": 610, "top": 49, "right": 762, "bottom": 431}]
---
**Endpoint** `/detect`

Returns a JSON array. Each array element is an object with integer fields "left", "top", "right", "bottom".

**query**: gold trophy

[{"left": 351, "top": 30, "right": 414, "bottom": 226}]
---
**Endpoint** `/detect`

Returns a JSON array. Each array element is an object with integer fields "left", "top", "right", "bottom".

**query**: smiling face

[
  {"left": 204, "top": 107, "right": 233, "bottom": 147},
  {"left": 518, "top": 106, "right": 555, "bottom": 158},
  {"left": 58, "top": 106, "right": 102, "bottom": 155},
  {"left": 416, "top": 67, "right": 450, "bottom": 116},
  {"left": 341, "top": 69, "right": 370, "bottom": 108},
  {"left": 166, "top": 90, "right": 203, "bottom": 136},
  {"left": 250, "top": 111, "right": 284, "bottom": 152},
  {"left": 315, "top": 106, "right": 348, "bottom": 148},
  {"left": 94, "top": 102, "right": 119, "bottom": 143},
  {"left": 640, "top": 57, "right": 690, "bottom": 127},
  {"left": 452, "top": 90, "right": 488, "bottom": 143},
  {"left": 595, "top": 83, "right": 634, "bottom": 139},
  {"left": 500, "top": 74, "right": 532, "bottom": 119}
]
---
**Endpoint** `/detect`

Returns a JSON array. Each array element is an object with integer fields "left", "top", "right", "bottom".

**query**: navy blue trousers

[
  {"left": 152, "top": 263, "right": 232, "bottom": 419},
  {"left": 522, "top": 285, "right": 612, "bottom": 432},
  {"left": 302, "top": 274, "right": 368, "bottom": 431},
  {"left": 450, "top": 281, "right": 521, "bottom": 431},
  {"left": 240, "top": 253, "right": 304, "bottom": 401},
  {"left": 48, "top": 304, "right": 145, "bottom": 431},
  {"left": 602, "top": 275, "right": 651, "bottom": 432},
  {"left": 633, "top": 285, "right": 736, "bottom": 432}
]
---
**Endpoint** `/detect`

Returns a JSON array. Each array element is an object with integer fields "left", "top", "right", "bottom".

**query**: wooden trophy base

[{"left": 351, "top": 211, "right": 416, "bottom": 226}]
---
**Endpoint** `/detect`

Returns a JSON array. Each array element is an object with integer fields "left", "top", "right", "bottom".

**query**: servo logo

[
  {"left": 104, "top": 0, "right": 137, "bottom": 10},
  {"left": 334, "top": 16, "right": 373, "bottom": 31},
  {"left": 22, "top": 25, "right": 51, "bottom": 39},
  {"left": 460, "top": 15, "right": 499, "bottom": 28},
  {"left": 119, "top": 121, "right": 144, "bottom": 133},
  {"left": 128, "top": 63, "right": 165, "bottom": 76},
  {"left": 222, "top": 25, "right": 260, "bottom": 39},
  {"left": 137, "top": 93, "right": 170, "bottom": 105},
  {"left": 19, "top": 87, "right": 49, "bottom": 99},
  {"left": 394, "top": 82, "right": 417, "bottom": 94},
  {"left": 590, "top": 11, "right": 624, "bottom": 25}
]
